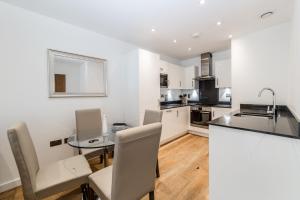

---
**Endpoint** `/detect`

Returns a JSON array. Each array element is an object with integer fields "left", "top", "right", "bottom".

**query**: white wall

[
  {"left": 181, "top": 56, "right": 201, "bottom": 67},
  {"left": 231, "top": 23, "right": 291, "bottom": 109},
  {"left": 288, "top": 0, "right": 300, "bottom": 119},
  {"left": 0, "top": 1, "right": 138, "bottom": 191}
]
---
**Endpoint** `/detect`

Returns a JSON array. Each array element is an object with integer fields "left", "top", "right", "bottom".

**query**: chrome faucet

[{"left": 258, "top": 88, "right": 276, "bottom": 115}]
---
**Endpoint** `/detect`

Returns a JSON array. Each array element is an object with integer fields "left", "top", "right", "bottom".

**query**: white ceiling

[{"left": 1, "top": 0, "right": 294, "bottom": 59}]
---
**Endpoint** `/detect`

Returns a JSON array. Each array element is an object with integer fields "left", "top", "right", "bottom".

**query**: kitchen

[{"left": 159, "top": 50, "right": 232, "bottom": 142}]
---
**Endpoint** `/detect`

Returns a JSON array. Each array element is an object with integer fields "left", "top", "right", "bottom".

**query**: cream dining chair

[
  {"left": 143, "top": 109, "right": 163, "bottom": 178},
  {"left": 89, "top": 122, "right": 162, "bottom": 200},
  {"left": 75, "top": 108, "right": 106, "bottom": 161},
  {"left": 7, "top": 122, "right": 92, "bottom": 200}
]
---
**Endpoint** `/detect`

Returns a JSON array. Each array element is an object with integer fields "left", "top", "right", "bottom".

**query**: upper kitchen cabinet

[
  {"left": 167, "top": 63, "right": 185, "bottom": 89},
  {"left": 160, "top": 60, "right": 168, "bottom": 74},
  {"left": 184, "top": 66, "right": 198, "bottom": 89},
  {"left": 213, "top": 50, "right": 231, "bottom": 88}
]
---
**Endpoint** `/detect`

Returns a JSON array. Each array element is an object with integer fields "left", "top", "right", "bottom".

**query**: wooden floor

[{"left": 0, "top": 134, "right": 208, "bottom": 200}]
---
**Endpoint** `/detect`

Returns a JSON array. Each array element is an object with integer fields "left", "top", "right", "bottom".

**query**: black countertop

[
  {"left": 209, "top": 104, "right": 300, "bottom": 139},
  {"left": 160, "top": 101, "right": 232, "bottom": 110}
]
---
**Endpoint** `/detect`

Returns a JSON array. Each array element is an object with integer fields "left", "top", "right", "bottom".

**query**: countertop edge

[{"left": 209, "top": 123, "right": 300, "bottom": 139}]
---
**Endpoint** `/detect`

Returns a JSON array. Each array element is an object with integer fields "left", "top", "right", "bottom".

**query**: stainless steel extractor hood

[{"left": 195, "top": 52, "right": 214, "bottom": 80}]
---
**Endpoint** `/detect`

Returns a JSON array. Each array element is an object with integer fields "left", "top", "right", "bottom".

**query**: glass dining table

[{"left": 67, "top": 131, "right": 116, "bottom": 167}]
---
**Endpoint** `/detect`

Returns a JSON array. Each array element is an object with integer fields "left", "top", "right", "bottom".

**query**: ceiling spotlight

[
  {"left": 192, "top": 32, "right": 200, "bottom": 39},
  {"left": 188, "top": 48, "right": 192, "bottom": 51},
  {"left": 200, "top": 0, "right": 205, "bottom": 5},
  {"left": 228, "top": 34, "right": 233, "bottom": 39},
  {"left": 173, "top": 39, "right": 177, "bottom": 43},
  {"left": 217, "top": 21, "right": 222, "bottom": 26},
  {"left": 151, "top": 28, "right": 156, "bottom": 32},
  {"left": 260, "top": 11, "right": 274, "bottom": 19}
]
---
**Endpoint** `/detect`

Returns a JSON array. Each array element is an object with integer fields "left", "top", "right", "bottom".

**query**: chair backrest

[
  {"left": 75, "top": 108, "right": 102, "bottom": 141},
  {"left": 7, "top": 122, "right": 39, "bottom": 200},
  {"left": 143, "top": 109, "right": 163, "bottom": 125},
  {"left": 111, "top": 123, "right": 162, "bottom": 200}
]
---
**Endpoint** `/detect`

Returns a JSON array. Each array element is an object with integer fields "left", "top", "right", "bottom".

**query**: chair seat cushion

[
  {"left": 89, "top": 165, "right": 112, "bottom": 200},
  {"left": 35, "top": 155, "right": 92, "bottom": 198}
]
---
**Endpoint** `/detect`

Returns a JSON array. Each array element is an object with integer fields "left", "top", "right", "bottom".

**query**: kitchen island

[{"left": 209, "top": 104, "right": 300, "bottom": 200}]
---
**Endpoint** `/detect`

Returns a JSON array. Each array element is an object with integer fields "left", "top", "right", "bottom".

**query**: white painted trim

[
  {"left": 160, "top": 131, "right": 188, "bottom": 145},
  {"left": 188, "top": 130, "right": 209, "bottom": 138},
  {"left": 188, "top": 125, "right": 209, "bottom": 137},
  {"left": 0, "top": 178, "right": 21, "bottom": 193}
]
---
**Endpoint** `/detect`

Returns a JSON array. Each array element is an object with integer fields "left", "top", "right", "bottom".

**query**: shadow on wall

[{"left": 0, "top": 151, "right": 19, "bottom": 192}]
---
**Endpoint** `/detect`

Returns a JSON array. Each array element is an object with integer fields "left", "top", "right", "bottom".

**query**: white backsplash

[
  {"left": 219, "top": 88, "right": 231, "bottom": 102},
  {"left": 160, "top": 88, "right": 199, "bottom": 102}
]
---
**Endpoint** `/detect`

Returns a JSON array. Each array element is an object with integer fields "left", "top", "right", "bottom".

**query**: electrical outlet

[
  {"left": 50, "top": 139, "right": 62, "bottom": 147},
  {"left": 64, "top": 137, "right": 69, "bottom": 144}
]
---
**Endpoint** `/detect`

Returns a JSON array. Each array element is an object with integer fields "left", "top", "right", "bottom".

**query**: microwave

[{"left": 160, "top": 74, "right": 168, "bottom": 88}]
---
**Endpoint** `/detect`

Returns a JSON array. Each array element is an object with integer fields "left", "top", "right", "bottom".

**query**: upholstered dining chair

[
  {"left": 143, "top": 109, "right": 163, "bottom": 178},
  {"left": 75, "top": 108, "right": 106, "bottom": 161},
  {"left": 7, "top": 122, "right": 92, "bottom": 200},
  {"left": 89, "top": 123, "right": 162, "bottom": 200}
]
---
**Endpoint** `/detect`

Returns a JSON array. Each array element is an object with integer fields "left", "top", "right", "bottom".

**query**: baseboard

[
  {"left": 188, "top": 126, "right": 209, "bottom": 137},
  {"left": 160, "top": 131, "right": 188, "bottom": 146},
  {"left": 0, "top": 178, "right": 21, "bottom": 193}
]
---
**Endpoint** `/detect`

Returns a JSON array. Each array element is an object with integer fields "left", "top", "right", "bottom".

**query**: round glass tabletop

[{"left": 67, "top": 131, "right": 116, "bottom": 149}]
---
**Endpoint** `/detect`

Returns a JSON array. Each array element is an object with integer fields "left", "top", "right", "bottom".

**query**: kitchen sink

[{"left": 234, "top": 112, "right": 274, "bottom": 119}]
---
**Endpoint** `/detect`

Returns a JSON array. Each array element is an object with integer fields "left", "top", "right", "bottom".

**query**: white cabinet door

[
  {"left": 212, "top": 107, "right": 232, "bottom": 120},
  {"left": 161, "top": 107, "right": 189, "bottom": 142},
  {"left": 168, "top": 63, "right": 184, "bottom": 89},
  {"left": 160, "top": 60, "right": 168, "bottom": 74},
  {"left": 177, "top": 107, "right": 189, "bottom": 133},
  {"left": 184, "top": 66, "right": 196, "bottom": 89},
  {"left": 161, "top": 109, "right": 177, "bottom": 141},
  {"left": 215, "top": 59, "right": 231, "bottom": 88}
]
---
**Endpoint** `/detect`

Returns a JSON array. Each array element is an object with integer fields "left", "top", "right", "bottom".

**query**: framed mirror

[{"left": 48, "top": 49, "right": 107, "bottom": 97}]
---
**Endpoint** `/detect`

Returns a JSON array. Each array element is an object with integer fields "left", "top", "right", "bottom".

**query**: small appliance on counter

[{"left": 179, "top": 94, "right": 188, "bottom": 105}]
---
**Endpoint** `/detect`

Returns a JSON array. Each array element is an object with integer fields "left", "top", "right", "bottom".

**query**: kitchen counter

[
  {"left": 209, "top": 104, "right": 300, "bottom": 139},
  {"left": 160, "top": 101, "right": 232, "bottom": 110}
]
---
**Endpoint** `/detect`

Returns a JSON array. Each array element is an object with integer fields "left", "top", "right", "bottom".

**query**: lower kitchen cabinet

[
  {"left": 161, "top": 107, "right": 189, "bottom": 143},
  {"left": 211, "top": 107, "right": 232, "bottom": 120}
]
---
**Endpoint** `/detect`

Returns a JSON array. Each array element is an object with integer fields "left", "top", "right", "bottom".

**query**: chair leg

[
  {"left": 100, "top": 154, "right": 104, "bottom": 164},
  {"left": 88, "top": 186, "right": 96, "bottom": 200},
  {"left": 149, "top": 191, "right": 155, "bottom": 200},
  {"left": 156, "top": 160, "right": 160, "bottom": 178},
  {"left": 81, "top": 184, "right": 88, "bottom": 200}
]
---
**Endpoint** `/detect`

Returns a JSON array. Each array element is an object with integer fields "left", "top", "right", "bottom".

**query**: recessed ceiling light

[
  {"left": 192, "top": 32, "right": 200, "bottom": 39},
  {"left": 173, "top": 39, "right": 177, "bottom": 43},
  {"left": 188, "top": 48, "right": 192, "bottom": 51},
  {"left": 260, "top": 11, "right": 274, "bottom": 19},
  {"left": 200, "top": 0, "right": 205, "bottom": 5},
  {"left": 151, "top": 28, "right": 156, "bottom": 32},
  {"left": 217, "top": 21, "right": 222, "bottom": 26},
  {"left": 228, "top": 34, "right": 233, "bottom": 39}
]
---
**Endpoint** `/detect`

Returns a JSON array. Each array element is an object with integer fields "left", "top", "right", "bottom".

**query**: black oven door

[
  {"left": 191, "top": 110, "right": 211, "bottom": 128},
  {"left": 160, "top": 74, "right": 168, "bottom": 88}
]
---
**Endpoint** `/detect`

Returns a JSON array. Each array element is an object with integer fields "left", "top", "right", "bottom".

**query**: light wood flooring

[{"left": 0, "top": 134, "right": 208, "bottom": 200}]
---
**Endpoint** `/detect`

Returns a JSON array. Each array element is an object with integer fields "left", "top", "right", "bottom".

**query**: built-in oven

[
  {"left": 160, "top": 74, "right": 168, "bottom": 88},
  {"left": 190, "top": 106, "right": 212, "bottom": 128}
]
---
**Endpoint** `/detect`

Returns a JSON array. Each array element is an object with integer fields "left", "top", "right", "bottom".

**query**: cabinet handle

[
  {"left": 192, "top": 80, "right": 194, "bottom": 87},
  {"left": 216, "top": 78, "right": 218, "bottom": 87},
  {"left": 180, "top": 81, "right": 181, "bottom": 87},
  {"left": 177, "top": 110, "right": 179, "bottom": 117},
  {"left": 212, "top": 111, "right": 215, "bottom": 118},
  {"left": 166, "top": 110, "right": 172, "bottom": 112}
]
